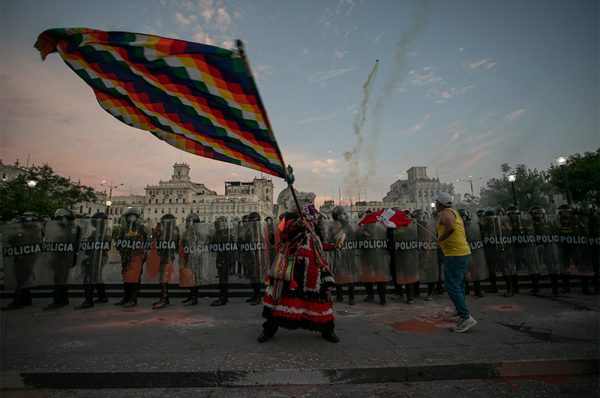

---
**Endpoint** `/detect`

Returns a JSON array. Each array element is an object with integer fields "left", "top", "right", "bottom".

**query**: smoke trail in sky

[
  {"left": 343, "top": 59, "right": 379, "bottom": 199},
  {"left": 340, "top": 0, "right": 429, "bottom": 202},
  {"left": 367, "top": 0, "right": 430, "bottom": 176}
]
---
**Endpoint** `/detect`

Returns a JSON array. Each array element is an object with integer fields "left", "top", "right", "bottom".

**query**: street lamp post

[
  {"left": 508, "top": 174, "right": 517, "bottom": 206},
  {"left": 557, "top": 156, "right": 572, "bottom": 205},
  {"left": 26, "top": 179, "right": 38, "bottom": 211},
  {"left": 101, "top": 180, "right": 123, "bottom": 214},
  {"left": 456, "top": 175, "right": 483, "bottom": 198}
]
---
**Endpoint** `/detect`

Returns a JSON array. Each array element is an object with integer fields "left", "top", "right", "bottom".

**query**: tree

[
  {"left": 479, "top": 163, "right": 555, "bottom": 212},
  {"left": 0, "top": 162, "right": 96, "bottom": 222},
  {"left": 548, "top": 148, "right": 600, "bottom": 206}
]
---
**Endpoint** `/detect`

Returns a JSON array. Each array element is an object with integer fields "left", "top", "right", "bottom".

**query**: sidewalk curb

[{"left": 2, "top": 358, "right": 597, "bottom": 389}]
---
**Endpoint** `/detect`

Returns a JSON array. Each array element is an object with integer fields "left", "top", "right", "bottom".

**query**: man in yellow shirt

[{"left": 435, "top": 192, "right": 477, "bottom": 333}]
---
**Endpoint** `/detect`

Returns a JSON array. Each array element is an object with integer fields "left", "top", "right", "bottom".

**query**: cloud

[
  {"left": 434, "top": 85, "right": 473, "bottom": 103},
  {"left": 408, "top": 67, "right": 443, "bottom": 87},
  {"left": 463, "top": 57, "right": 497, "bottom": 71},
  {"left": 403, "top": 113, "right": 431, "bottom": 136},
  {"left": 216, "top": 7, "right": 231, "bottom": 27},
  {"left": 192, "top": 31, "right": 214, "bottom": 46},
  {"left": 296, "top": 105, "right": 353, "bottom": 124},
  {"left": 334, "top": 50, "right": 349, "bottom": 59},
  {"left": 309, "top": 158, "right": 339, "bottom": 174},
  {"left": 503, "top": 108, "right": 526, "bottom": 122},
  {"left": 307, "top": 67, "right": 355, "bottom": 83},
  {"left": 174, "top": 12, "right": 197, "bottom": 26}
]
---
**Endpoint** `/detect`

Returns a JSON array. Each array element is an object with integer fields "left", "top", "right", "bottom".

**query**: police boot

[
  {"left": 250, "top": 283, "right": 262, "bottom": 306},
  {"left": 94, "top": 284, "right": 109, "bottom": 303},
  {"left": 414, "top": 282, "right": 421, "bottom": 297},
  {"left": 549, "top": 274, "right": 561, "bottom": 296},
  {"left": 114, "top": 283, "right": 130, "bottom": 306},
  {"left": 474, "top": 281, "right": 485, "bottom": 297},
  {"left": 511, "top": 274, "right": 520, "bottom": 294},
  {"left": 486, "top": 273, "right": 498, "bottom": 293},
  {"left": 348, "top": 285, "right": 356, "bottom": 305},
  {"left": 123, "top": 283, "right": 139, "bottom": 308},
  {"left": 152, "top": 284, "right": 170, "bottom": 309},
  {"left": 395, "top": 283, "right": 404, "bottom": 299},
  {"left": 183, "top": 286, "right": 199, "bottom": 306},
  {"left": 75, "top": 284, "right": 94, "bottom": 310},
  {"left": 211, "top": 284, "right": 228, "bottom": 306},
  {"left": 2, "top": 289, "right": 26, "bottom": 310},
  {"left": 581, "top": 277, "right": 592, "bottom": 295},
  {"left": 364, "top": 283, "right": 375, "bottom": 302},
  {"left": 334, "top": 285, "right": 344, "bottom": 302},
  {"left": 529, "top": 274, "right": 541, "bottom": 296},
  {"left": 424, "top": 282, "right": 434, "bottom": 301},
  {"left": 377, "top": 282, "right": 387, "bottom": 305},
  {"left": 560, "top": 273, "right": 571, "bottom": 293},
  {"left": 464, "top": 280, "right": 471, "bottom": 296},
  {"left": 44, "top": 286, "right": 69, "bottom": 311},
  {"left": 435, "top": 280, "right": 445, "bottom": 295},
  {"left": 406, "top": 284, "right": 415, "bottom": 304},
  {"left": 503, "top": 275, "right": 514, "bottom": 297}
]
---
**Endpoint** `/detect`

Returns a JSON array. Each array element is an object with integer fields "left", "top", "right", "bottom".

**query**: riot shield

[
  {"left": 115, "top": 220, "right": 149, "bottom": 283},
  {"left": 556, "top": 213, "right": 591, "bottom": 276},
  {"left": 356, "top": 222, "right": 390, "bottom": 283},
  {"left": 210, "top": 223, "right": 238, "bottom": 283},
  {"left": 532, "top": 214, "right": 560, "bottom": 275},
  {"left": 40, "top": 219, "right": 80, "bottom": 288},
  {"left": 414, "top": 218, "right": 438, "bottom": 284},
  {"left": 331, "top": 219, "right": 359, "bottom": 285},
  {"left": 179, "top": 222, "right": 213, "bottom": 286},
  {"left": 507, "top": 213, "right": 539, "bottom": 275},
  {"left": 463, "top": 219, "right": 489, "bottom": 282},
  {"left": 144, "top": 219, "right": 180, "bottom": 284},
  {"left": 1, "top": 221, "right": 44, "bottom": 290},
  {"left": 317, "top": 218, "right": 337, "bottom": 272},
  {"left": 71, "top": 218, "right": 111, "bottom": 284},
  {"left": 240, "top": 220, "right": 269, "bottom": 283},
  {"left": 569, "top": 215, "right": 593, "bottom": 276},
  {"left": 481, "top": 215, "right": 515, "bottom": 276},
  {"left": 393, "top": 222, "right": 419, "bottom": 285}
]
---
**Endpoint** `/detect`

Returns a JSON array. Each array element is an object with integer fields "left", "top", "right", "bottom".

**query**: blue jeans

[{"left": 443, "top": 255, "right": 471, "bottom": 320}]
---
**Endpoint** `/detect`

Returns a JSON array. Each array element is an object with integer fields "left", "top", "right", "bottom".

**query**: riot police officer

[
  {"left": 115, "top": 207, "right": 147, "bottom": 308},
  {"left": 1, "top": 212, "right": 43, "bottom": 310},
  {"left": 506, "top": 205, "right": 540, "bottom": 296},
  {"left": 75, "top": 212, "right": 110, "bottom": 309},
  {"left": 180, "top": 213, "right": 202, "bottom": 306},
  {"left": 211, "top": 216, "right": 234, "bottom": 306},
  {"left": 331, "top": 206, "right": 357, "bottom": 305},
  {"left": 458, "top": 209, "right": 486, "bottom": 298},
  {"left": 530, "top": 206, "right": 561, "bottom": 296},
  {"left": 244, "top": 212, "right": 265, "bottom": 306},
  {"left": 575, "top": 202, "right": 597, "bottom": 295},
  {"left": 152, "top": 213, "right": 180, "bottom": 309},
  {"left": 43, "top": 208, "right": 80, "bottom": 310}
]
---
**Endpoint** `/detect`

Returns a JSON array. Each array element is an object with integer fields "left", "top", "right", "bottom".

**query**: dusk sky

[{"left": 1, "top": 0, "right": 598, "bottom": 206}]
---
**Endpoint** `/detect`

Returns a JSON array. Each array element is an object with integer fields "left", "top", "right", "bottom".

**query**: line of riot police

[{"left": 2, "top": 202, "right": 597, "bottom": 311}]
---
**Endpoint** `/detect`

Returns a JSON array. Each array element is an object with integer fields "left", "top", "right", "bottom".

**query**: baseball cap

[{"left": 435, "top": 192, "right": 453, "bottom": 206}]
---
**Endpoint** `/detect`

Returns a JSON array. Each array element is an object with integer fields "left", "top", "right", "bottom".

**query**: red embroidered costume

[{"left": 259, "top": 211, "right": 339, "bottom": 343}]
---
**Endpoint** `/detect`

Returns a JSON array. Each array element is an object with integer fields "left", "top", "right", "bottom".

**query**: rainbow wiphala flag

[{"left": 35, "top": 28, "right": 286, "bottom": 179}]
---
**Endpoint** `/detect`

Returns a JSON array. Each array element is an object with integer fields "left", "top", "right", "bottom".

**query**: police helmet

[
  {"left": 161, "top": 213, "right": 176, "bottom": 221},
  {"left": 457, "top": 209, "right": 471, "bottom": 222},
  {"left": 476, "top": 209, "right": 485, "bottom": 219},
  {"left": 506, "top": 205, "right": 519, "bottom": 215},
  {"left": 576, "top": 202, "right": 595, "bottom": 215},
  {"left": 92, "top": 212, "right": 108, "bottom": 220},
  {"left": 185, "top": 213, "right": 200, "bottom": 224},
  {"left": 331, "top": 206, "right": 347, "bottom": 221},
  {"left": 495, "top": 207, "right": 506, "bottom": 216},
  {"left": 484, "top": 210, "right": 496, "bottom": 217},
  {"left": 20, "top": 211, "right": 40, "bottom": 223},
  {"left": 124, "top": 207, "right": 141, "bottom": 217},
  {"left": 528, "top": 206, "right": 545, "bottom": 216},
  {"left": 53, "top": 208, "right": 75, "bottom": 221},
  {"left": 411, "top": 209, "right": 425, "bottom": 220},
  {"left": 247, "top": 212, "right": 261, "bottom": 222}
]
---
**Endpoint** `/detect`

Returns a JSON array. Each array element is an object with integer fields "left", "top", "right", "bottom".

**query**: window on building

[
  {"left": 155, "top": 208, "right": 158, "bottom": 214},
  {"left": 169, "top": 199, "right": 172, "bottom": 203}
]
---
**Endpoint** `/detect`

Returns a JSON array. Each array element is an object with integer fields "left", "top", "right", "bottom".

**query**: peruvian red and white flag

[{"left": 358, "top": 209, "right": 412, "bottom": 228}]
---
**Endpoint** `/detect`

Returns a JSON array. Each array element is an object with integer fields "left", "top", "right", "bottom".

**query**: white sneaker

[{"left": 452, "top": 316, "right": 477, "bottom": 333}]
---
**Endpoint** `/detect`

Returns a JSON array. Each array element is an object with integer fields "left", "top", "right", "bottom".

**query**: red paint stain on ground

[
  {"left": 393, "top": 319, "right": 439, "bottom": 333},
  {"left": 494, "top": 374, "right": 574, "bottom": 391},
  {"left": 489, "top": 304, "right": 525, "bottom": 312}
]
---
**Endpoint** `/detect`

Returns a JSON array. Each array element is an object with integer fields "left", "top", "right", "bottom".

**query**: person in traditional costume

[{"left": 259, "top": 204, "right": 339, "bottom": 343}]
